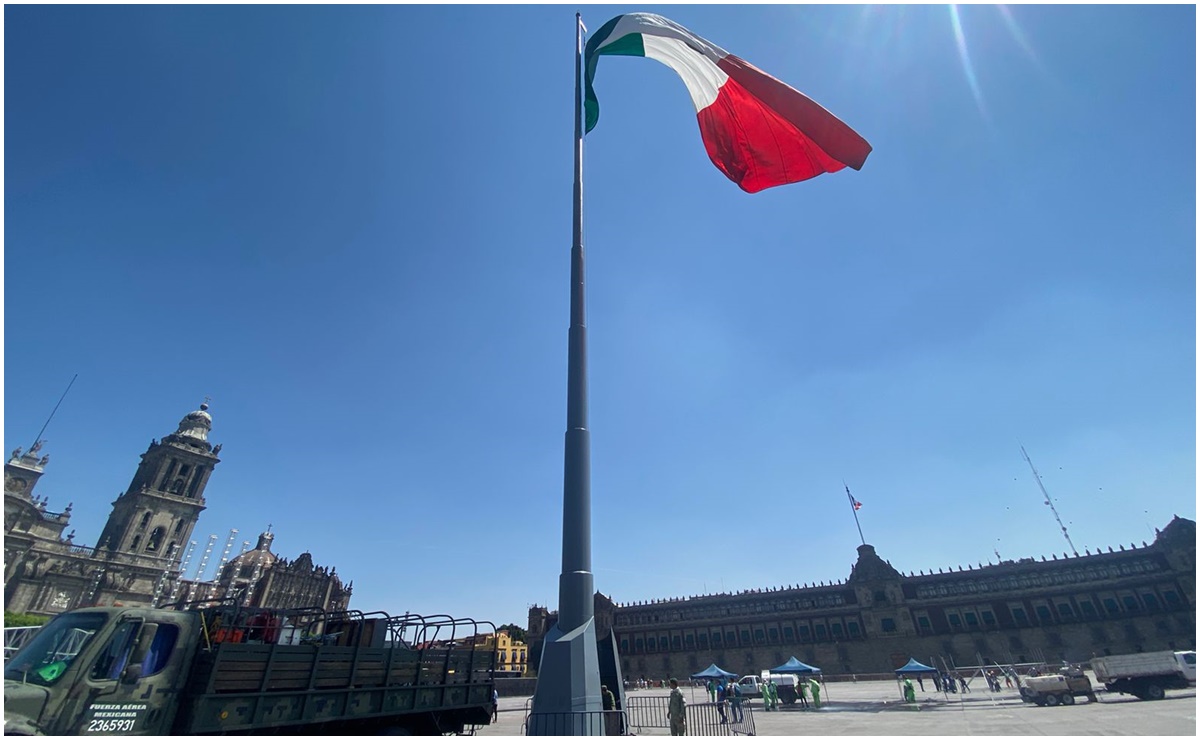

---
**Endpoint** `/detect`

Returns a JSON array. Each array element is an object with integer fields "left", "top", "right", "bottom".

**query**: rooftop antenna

[
  {"left": 1020, "top": 445, "right": 1079, "bottom": 556},
  {"left": 29, "top": 373, "right": 78, "bottom": 451}
]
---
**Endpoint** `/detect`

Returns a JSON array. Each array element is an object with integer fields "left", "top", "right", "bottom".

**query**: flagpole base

[{"left": 527, "top": 618, "right": 603, "bottom": 735}]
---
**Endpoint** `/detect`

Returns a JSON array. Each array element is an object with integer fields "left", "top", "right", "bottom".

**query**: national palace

[{"left": 528, "top": 516, "right": 1195, "bottom": 676}]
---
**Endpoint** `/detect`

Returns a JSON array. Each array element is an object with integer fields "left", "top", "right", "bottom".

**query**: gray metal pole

[{"left": 527, "top": 14, "right": 602, "bottom": 735}]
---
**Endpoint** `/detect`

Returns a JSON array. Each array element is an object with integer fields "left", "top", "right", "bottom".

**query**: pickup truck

[
  {"left": 1091, "top": 650, "right": 1196, "bottom": 701},
  {"left": 4, "top": 603, "right": 496, "bottom": 735},
  {"left": 737, "top": 674, "right": 804, "bottom": 704}
]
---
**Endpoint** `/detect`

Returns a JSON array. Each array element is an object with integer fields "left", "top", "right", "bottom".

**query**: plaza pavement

[{"left": 476, "top": 676, "right": 1196, "bottom": 736}]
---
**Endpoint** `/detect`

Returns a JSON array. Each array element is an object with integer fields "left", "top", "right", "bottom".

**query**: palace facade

[{"left": 528, "top": 516, "right": 1195, "bottom": 676}]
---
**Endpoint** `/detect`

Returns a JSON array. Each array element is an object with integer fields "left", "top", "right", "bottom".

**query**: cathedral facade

[
  {"left": 528, "top": 516, "right": 1195, "bottom": 677},
  {"left": 4, "top": 403, "right": 349, "bottom": 617}
]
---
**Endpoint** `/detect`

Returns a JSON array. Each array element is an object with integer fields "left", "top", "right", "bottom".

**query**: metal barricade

[
  {"left": 625, "top": 696, "right": 755, "bottom": 736},
  {"left": 523, "top": 709, "right": 625, "bottom": 735}
]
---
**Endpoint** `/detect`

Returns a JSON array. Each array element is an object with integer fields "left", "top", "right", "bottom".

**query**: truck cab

[{"left": 5, "top": 607, "right": 198, "bottom": 735}]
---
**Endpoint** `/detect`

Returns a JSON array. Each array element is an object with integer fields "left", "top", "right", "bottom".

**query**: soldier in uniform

[{"left": 668, "top": 678, "right": 686, "bottom": 736}]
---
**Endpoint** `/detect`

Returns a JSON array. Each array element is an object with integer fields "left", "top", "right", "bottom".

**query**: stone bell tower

[{"left": 96, "top": 402, "right": 221, "bottom": 560}]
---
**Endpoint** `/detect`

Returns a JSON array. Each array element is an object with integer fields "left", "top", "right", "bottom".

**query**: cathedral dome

[
  {"left": 174, "top": 403, "right": 213, "bottom": 442},
  {"left": 223, "top": 530, "right": 277, "bottom": 583}
]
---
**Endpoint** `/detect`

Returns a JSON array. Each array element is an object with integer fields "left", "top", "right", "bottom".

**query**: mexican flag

[{"left": 584, "top": 13, "right": 872, "bottom": 193}]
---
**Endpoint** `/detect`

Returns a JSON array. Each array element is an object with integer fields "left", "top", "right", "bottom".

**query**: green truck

[{"left": 4, "top": 603, "right": 496, "bottom": 735}]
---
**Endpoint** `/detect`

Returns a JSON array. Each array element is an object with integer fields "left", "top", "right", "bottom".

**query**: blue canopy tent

[
  {"left": 690, "top": 663, "right": 738, "bottom": 680},
  {"left": 770, "top": 657, "right": 822, "bottom": 674},
  {"left": 768, "top": 657, "right": 827, "bottom": 702},
  {"left": 894, "top": 658, "right": 939, "bottom": 701}
]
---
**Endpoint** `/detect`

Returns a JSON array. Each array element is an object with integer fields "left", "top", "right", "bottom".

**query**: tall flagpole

[
  {"left": 528, "top": 13, "right": 603, "bottom": 735},
  {"left": 845, "top": 482, "right": 866, "bottom": 546}
]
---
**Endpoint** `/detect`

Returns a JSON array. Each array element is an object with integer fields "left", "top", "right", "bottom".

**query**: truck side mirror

[
  {"left": 120, "top": 664, "right": 143, "bottom": 684},
  {"left": 129, "top": 624, "right": 159, "bottom": 666}
]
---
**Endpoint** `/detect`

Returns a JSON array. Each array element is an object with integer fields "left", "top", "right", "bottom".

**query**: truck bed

[
  {"left": 174, "top": 642, "right": 493, "bottom": 733},
  {"left": 1092, "top": 651, "right": 1181, "bottom": 681}
]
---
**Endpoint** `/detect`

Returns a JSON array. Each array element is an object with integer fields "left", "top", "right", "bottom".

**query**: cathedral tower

[{"left": 96, "top": 403, "right": 221, "bottom": 560}]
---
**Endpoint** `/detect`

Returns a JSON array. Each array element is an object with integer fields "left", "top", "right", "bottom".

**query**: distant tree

[
  {"left": 4, "top": 611, "right": 51, "bottom": 628},
  {"left": 497, "top": 623, "right": 527, "bottom": 642}
]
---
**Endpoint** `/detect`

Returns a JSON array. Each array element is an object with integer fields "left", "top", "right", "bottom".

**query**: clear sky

[{"left": 4, "top": 4, "right": 1195, "bottom": 631}]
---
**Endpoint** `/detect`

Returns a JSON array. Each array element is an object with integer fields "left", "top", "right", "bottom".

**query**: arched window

[
  {"left": 139, "top": 512, "right": 152, "bottom": 529},
  {"left": 130, "top": 535, "right": 141, "bottom": 551},
  {"left": 147, "top": 527, "right": 165, "bottom": 552}
]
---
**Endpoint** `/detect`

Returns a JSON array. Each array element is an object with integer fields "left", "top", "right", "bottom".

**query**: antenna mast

[
  {"left": 30, "top": 373, "right": 78, "bottom": 450},
  {"left": 1020, "top": 446, "right": 1079, "bottom": 556}
]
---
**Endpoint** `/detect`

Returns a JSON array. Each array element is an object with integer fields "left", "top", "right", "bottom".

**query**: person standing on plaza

[
  {"left": 668, "top": 678, "right": 687, "bottom": 736},
  {"left": 959, "top": 674, "right": 970, "bottom": 693},
  {"left": 491, "top": 688, "right": 499, "bottom": 723},
  {"left": 729, "top": 680, "right": 744, "bottom": 722},
  {"left": 715, "top": 680, "right": 728, "bottom": 724},
  {"left": 917, "top": 675, "right": 925, "bottom": 692},
  {"left": 809, "top": 677, "right": 822, "bottom": 709},
  {"left": 903, "top": 677, "right": 917, "bottom": 704},
  {"left": 797, "top": 675, "right": 810, "bottom": 709},
  {"left": 707, "top": 679, "right": 716, "bottom": 702},
  {"left": 931, "top": 672, "right": 941, "bottom": 692}
]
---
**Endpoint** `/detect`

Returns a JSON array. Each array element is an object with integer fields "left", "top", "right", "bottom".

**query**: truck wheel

[
  {"left": 1145, "top": 684, "right": 1165, "bottom": 701},
  {"left": 1060, "top": 693, "right": 1075, "bottom": 706},
  {"left": 1043, "top": 694, "right": 1060, "bottom": 707}
]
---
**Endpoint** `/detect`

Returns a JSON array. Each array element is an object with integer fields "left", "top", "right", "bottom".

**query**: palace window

[
  {"left": 1079, "top": 600, "right": 1097, "bottom": 618},
  {"left": 659, "top": 637, "right": 669, "bottom": 651},
  {"left": 1122, "top": 595, "right": 1140, "bottom": 612},
  {"left": 783, "top": 626, "right": 793, "bottom": 641},
  {"left": 672, "top": 636, "right": 681, "bottom": 650},
  {"left": 1035, "top": 605, "right": 1053, "bottom": 623},
  {"left": 831, "top": 624, "right": 844, "bottom": 638},
  {"left": 711, "top": 633, "right": 721, "bottom": 647},
  {"left": 1142, "top": 593, "right": 1160, "bottom": 611},
  {"left": 798, "top": 626, "right": 811, "bottom": 640},
  {"left": 1056, "top": 603, "right": 1074, "bottom": 618},
  {"left": 964, "top": 612, "right": 979, "bottom": 628},
  {"left": 880, "top": 619, "right": 896, "bottom": 633},
  {"left": 768, "top": 628, "right": 779, "bottom": 642},
  {"left": 981, "top": 610, "right": 996, "bottom": 626},
  {"left": 848, "top": 622, "right": 861, "bottom": 637},
  {"left": 740, "top": 630, "right": 751, "bottom": 644},
  {"left": 815, "top": 625, "right": 827, "bottom": 640},
  {"left": 1102, "top": 598, "right": 1120, "bottom": 614},
  {"left": 635, "top": 639, "right": 644, "bottom": 652},
  {"left": 948, "top": 614, "right": 962, "bottom": 629},
  {"left": 754, "top": 629, "right": 765, "bottom": 644}
]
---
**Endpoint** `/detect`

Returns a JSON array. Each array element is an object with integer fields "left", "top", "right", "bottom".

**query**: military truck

[{"left": 4, "top": 602, "right": 496, "bottom": 735}]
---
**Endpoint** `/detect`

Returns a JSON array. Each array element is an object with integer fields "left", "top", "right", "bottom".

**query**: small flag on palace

[{"left": 584, "top": 12, "right": 872, "bottom": 193}]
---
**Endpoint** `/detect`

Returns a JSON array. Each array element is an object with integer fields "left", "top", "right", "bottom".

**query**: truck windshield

[{"left": 3, "top": 613, "right": 107, "bottom": 687}]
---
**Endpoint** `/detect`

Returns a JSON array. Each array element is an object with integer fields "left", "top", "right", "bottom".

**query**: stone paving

[{"left": 475, "top": 677, "right": 1196, "bottom": 736}]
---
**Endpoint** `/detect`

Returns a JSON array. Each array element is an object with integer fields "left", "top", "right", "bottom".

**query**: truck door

[{"left": 68, "top": 615, "right": 194, "bottom": 735}]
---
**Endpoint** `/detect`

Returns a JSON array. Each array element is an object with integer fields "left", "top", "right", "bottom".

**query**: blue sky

[{"left": 4, "top": 4, "right": 1195, "bottom": 630}]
